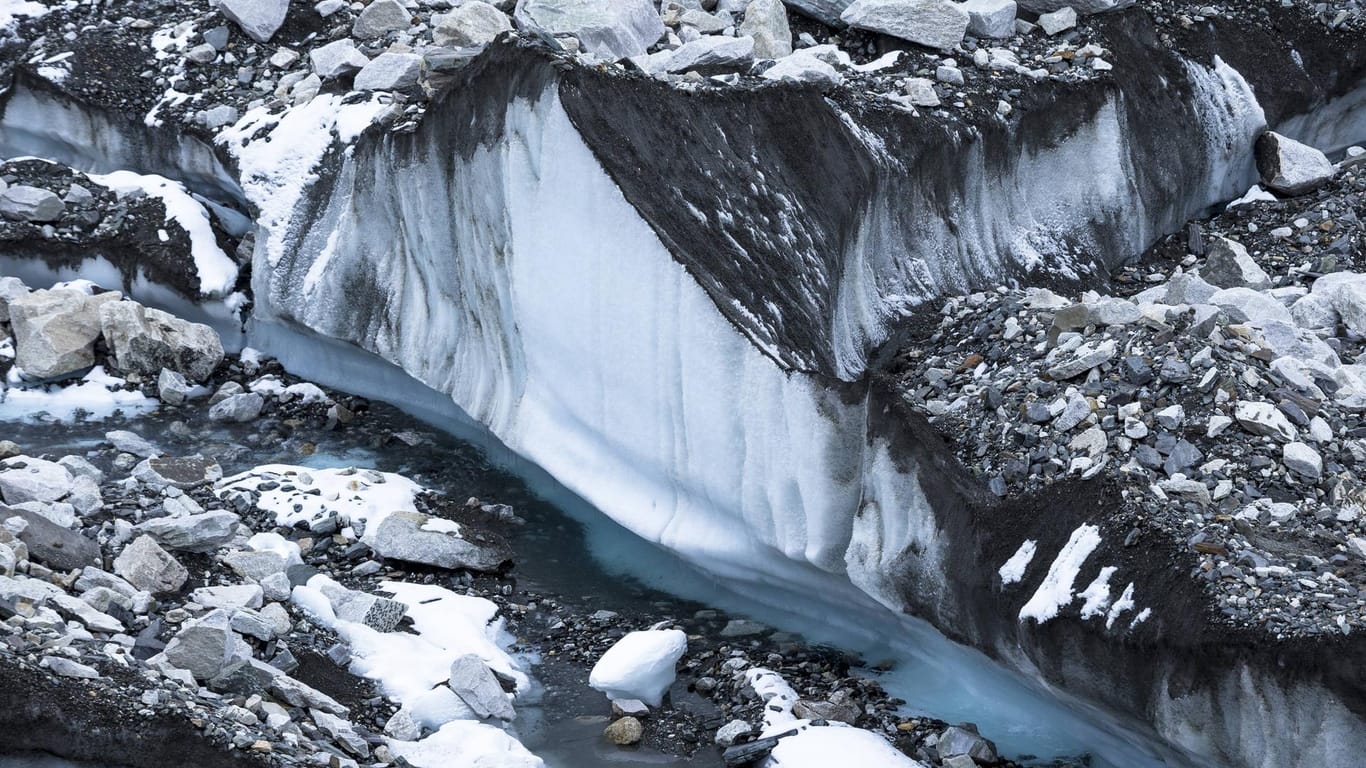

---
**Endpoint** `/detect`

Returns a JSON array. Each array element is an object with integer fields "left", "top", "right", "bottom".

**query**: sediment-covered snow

[
  {"left": 88, "top": 169, "right": 238, "bottom": 296},
  {"left": 1019, "top": 524, "right": 1101, "bottom": 623}
]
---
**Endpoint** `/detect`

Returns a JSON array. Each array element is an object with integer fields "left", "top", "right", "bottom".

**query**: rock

[
  {"left": 1282, "top": 442, "right": 1323, "bottom": 481},
  {"left": 740, "top": 0, "right": 791, "bottom": 59},
  {"left": 43, "top": 656, "right": 100, "bottom": 679},
  {"left": 761, "top": 49, "right": 841, "bottom": 86},
  {"left": 106, "top": 430, "right": 161, "bottom": 458},
  {"left": 1308, "top": 272, "right": 1366, "bottom": 337},
  {"left": 311, "top": 709, "right": 369, "bottom": 757},
  {"left": 1208, "top": 287, "right": 1293, "bottom": 326},
  {"left": 354, "top": 52, "right": 424, "bottom": 91},
  {"left": 0, "top": 458, "right": 74, "bottom": 505},
  {"left": 1046, "top": 340, "right": 1116, "bottom": 380},
  {"left": 210, "top": 393, "right": 266, "bottom": 422},
  {"left": 1037, "top": 6, "right": 1076, "bottom": 35},
  {"left": 433, "top": 1, "right": 511, "bottom": 47},
  {"left": 192, "top": 584, "right": 265, "bottom": 610},
  {"left": 136, "top": 510, "right": 240, "bottom": 552},
  {"left": 961, "top": 0, "right": 1016, "bottom": 38},
  {"left": 0, "top": 185, "right": 64, "bottom": 222},
  {"left": 186, "top": 43, "right": 218, "bottom": 64},
  {"left": 1202, "top": 237, "right": 1270, "bottom": 289},
  {"left": 270, "top": 674, "right": 348, "bottom": 714},
  {"left": 665, "top": 35, "right": 755, "bottom": 73},
  {"left": 134, "top": 457, "right": 222, "bottom": 491},
  {"left": 222, "top": 550, "right": 287, "bottom": 582},
  {"left": 1162, "top": 273, "right": 1219, "bottom": 305},
  {"left": 0, "top": 277, "right": 29, "bottom": 322},
  {"left": 114, "top": 535, "right": 189, "bottom": 593},
  {"left": 448, "top": 654, "right": 517, "bottom": 720},
  {"left": 217, "top": 0, "right": 289, "bottom": 43},
  {"left": 904, "top": 77, "right": 939, "bottom": 106},
  {"left": 99, "top": 301, "right": 224, "bottom": 382},
  {"left": 2, "top": 503, "right": 100, "bottom": 571},
  {"left": 605, "top": 716, "right": 643, "bottom": 746},
  {"left": 371, "top": 511, "right": 506, "bottom": 571},
  {"left": 1085, "top": 297, "right": 1141, "bottom": 325},
  {"left": 514, "top": 0, "right": 666, "bottom": 60},
  {"left": 353, "top": 0, "right": 411, "bottom": 39},
  {"left": 589, "top": 629, "right": 687, "bottom": 707},
  {"left": 840, "top": 0, "right": 969, "bottom": 51},
  {"left": 1234, "top": 401, "right": 1297, "bottom": 442},
  {"left": 715, "top": 719, "right": 752, "bottom": 747},
  {"left": 8, "top": 289, "right": 121, "bottom": 380},
  {"left": 157, "top": 369, "right": 192, "bottom": 405},
  {"left": 164, "top": 609, "right": 251, "bottom": 680},
  {"left": 938, "top": 725, "right": 998, "bottom": 763},
  {"left": 1255, "top": 131, "right": 1334, "bottom": 196},
  {"left": 310, "top": 38, "right": 371, "bottom": 79}
]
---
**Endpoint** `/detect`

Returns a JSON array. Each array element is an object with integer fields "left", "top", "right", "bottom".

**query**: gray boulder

[
  {"left": 133, "top": 456, "right": 223, "bottom": 491},
  {"left": 106, "top": 430, "right": 161, "bottom": 458},
  {"left": 740, "top": 0, "right": 792, "bottom": 59},
  {"left": 0, "top": 185, "right": 65, "bottom": 222},
  {"left": 164, "top": 609, "right": 252, "bottom": 680},
  {"left": 0, "top": 458, "right": 74, "bottom": 505},
  {"left": 353, "top": 0, "right": 412, "bottom": 39},
  {"left": 1256, "top": 131, "right": 1335, "bottom": 196},
  {"left": 99, "top": 300, "right": 224, "bottom": 382},
  {"left": 448, "top": 654, "right": 516, "bottom": 720},
  {"left": 114, "top": 535, "right": 189, "bottom": 593},
  {"left": 135, "top": 510, "right": 240, "bottom": 552},
  {"left": 9, "top": 289, "right": 122, "bottom": 380},
  {"left": 310, "top": 38, "right": 371, "bottom": 79},
  {"left": 209, "top": 392, "right": 265, "bottom": 422},
  {"left": 664, "top": 35, "right": 755, "bottom": 73},
  {"left": 372, "top": 511, "right": 507, "bottom": 572},
  {"left": 217, "top": 0, "right": 290, "bottom": 43},
  {"left": 158, "top": 368, "right": 192, "bottom": 405},
  {"left": 779, "top": 0, "right": 850, "bottom": 26},
  {"left": 938, "top": 725, "right": 998, "bottom": 763},
  {"left": 433, "top": 1, "right": 512, "bottom": 47},
  {"left": 514, "top": 0, "right": 665, "bottom": 60},
  {"left": 961, "top": 0, "right": 1015, "bottom": 38},
  {"left": 1017, "top": 0, "right": 1133, "bottom": 12},
  {"left": 0, "top": 276, "right": 29, "bottom": 322},
  {"left": 191, "top": 584, "right": 265, "bottom": 610},
  {"left": 270, "top": 674, "right": 348, "bottom": 714},
  {"left": 222, "top": 550, "right": 288, "bottom": 582},
  {"left": 1208, "top": 287, "right": 1293, "bottom": 326},
  {"left": 2, "top": 503, "right": 100, "bottom": 571},
  {"left": 840, "top": 0, "right": 968, "bottom": 51},
  {"left": 1037, "top": 5, "right": 1076, "bottom": 34},
  {"left": 1202, "top": 237, "right": 1270, "bottom": 290},
  {"left": 354, "top": 52, "right": 424, "bottom": 91}
]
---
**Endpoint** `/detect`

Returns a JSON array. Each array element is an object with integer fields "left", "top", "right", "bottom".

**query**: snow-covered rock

[
  {"left": 588, "top": 629, "right": 687, "bottom": 707},
  {"left": 514, "top": 0, "right": 665, "bottom": 60},
  {"left": 840, "top": 0, "right": 968, "bottom": 51},
  {"left": 1255, "top": 131, "right": 1335, "bottom": 196}
]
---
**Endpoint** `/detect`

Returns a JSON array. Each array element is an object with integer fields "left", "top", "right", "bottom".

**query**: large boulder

[
  {"left": 1, "top": 503, "right": 101, "bottom": 571},
  {"left": 0, "top": 277, "right": 29, "bottom": 322},
  {"left": 217, "top": 0, "right": 290, "bottom": 43},
  {"left": 1256, "top": 131, "right": 1335, "bottom": 196},
  {"left": 114, "top": 535, "right": 189, "bottom": 593},
  {"left": 961, "top": 0, "right": 1016, "bottom": 38},
  {"left": 1309, "top": 272, "right": 1366, "bottom": 337},
  {"left": 840, "top": 0, "right": 969, "bottom": 51},
  {"left": 0, "top": 185, "right": 65, "bottom": 222},
  {"left": 133, "top": 456, "right": 223, "bottom": 491},
  {"left": 448, "top": 654, "right": 517, "bottom": 720},
  {"left": 163, "top": 609, "right": 252, "bottom": 680},
  {"left": 433, "top": 1, "right": 512, "bottom": 48},
  {"left": 135, "top": 510, "right": 241, "bottom": 552},
  {"left": 1201, "top": 237, "right": 1271, "bottom": 290},
  {"left": 0, "top": 457, "right": 74, "bottom": 505},
  {"left": 664, "top": 35, "right": 755, "bottom": 74},
  {"left": 354, "top": 52, "right": 424, "bottom": 91},
  {"left": 310, "top": 38, "right": 371, "bottom": 79},
  {"left": 353, "top": 0, "right": 412, "bottom": 40},
  {"left": 740, "top": 0, "right": 792, "bottom": 59},
  {"left": 514, "top": 0, "right": 665, "bottom": 60},
  {"left": 371, "top": 511, "right": 507, "bottom": 572},
  {"left": 779, "top": 0, "right": 850, "bottom": 26},
  {"left": 8, "top": 289, "right": 122, "bottom": 380},
  {"left": 99, "top": 300, "right": 224, "bottom": 382}
]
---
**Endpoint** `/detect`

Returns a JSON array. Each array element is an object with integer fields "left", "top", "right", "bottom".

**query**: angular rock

[
  {"left": 217, "top": 0, "right": 290, "bottom": 43},
  {"left": 1037, "top": 6, "right": 1076, "bottom": 35},
  {"left": 433, "top": 1, "right": 512, "bottom": 48},
  {"left": 0, "top": 185, "right": 64, "bottom": 222},
  {"left": 8, "top": 289, "right": 121, "bottom": 380},
  {"left": 0, "top": 458, "right": 74, "bottom": 505},
  {"left": 310, "top": 38, "right": 370, "bottom": 79},
  {"left": 136, "top": 511, "right": 240, "bottom": 552},
  {"left": 448, "top": 654, "right": 517, "bottom": 720},
  {"left": 1282, "top": 442, "right": 1323, "bottom": 481},
  {"left": 44, "top": 656, "right": 100, "bottom": 679},
  {"left": 209, "top": 393, "right": 265, "bottom": 422},
  {"left": 270, "top": 674, "right": 348, "bottom": 714},
  {"left": 371, "top": 511, "right": 506, "bottom": 571},
  {"left": 1208, "top": 287, "right": 1293, "bottom": 326},
  {"left": 114, "top": 535, "right": 189, "bottom": 593},
  {"left": 354, "top": 52, "right": 424, "bottom": 91},
  {"left": 961, "top": 0, "right": 1016, "bottom": 38},
  {"left": 99, "top": 301, "right": 224, "bottom": 382},
  {"left": 840, "top": 0, "right": 969, "bottom": 51},
  {"left": 1046, "top": 340, "right": 1116, "bottom": 380},
  {"left": 134, "top": 456, "right": 223, "bottom": 491},
  {"left": 514, "top": 0, "right": 666, "bottom": 60},
  {"left": 0, "top": 277, "right": 29, "bottom": 322},
  {"left": 938, "top": 725, "right": 998, "bottom": 763},
  {"left": 158, "top": 368, "right": 192, "bottom": 405},
  {"left": 353, "top": 0, "right": 411, "bottom": 40},
  {"left": 164, "top": 609, "right": 251, "bottom": 680},
  {"left": 1255, "top": 131, "right": 1334, "bottom": 196},
  {"left": 665, "top": 35, "right": 755, "bottom": 74},
  {"left": 191, "top": 584, "right": 265, "bottom": 611},
  {"left": 106, "top": 430, "right": 161, "bottom": 458},
  {"left": 2, "top": 503, "right": 100, "bottom": 571},
  {"left": 740, "top": 0, "right": 792, "bottom": 59},
  {"left": 761, "top": 49, "right": 841, "bottom": 86},
  {"left": 1234, "top": 401, "right": 1297, "bottom": 442},
  {"left": 1202, "top": 237, "right": 1270, "bottom": 290}
]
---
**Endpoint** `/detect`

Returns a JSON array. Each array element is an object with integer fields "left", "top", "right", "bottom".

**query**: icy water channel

[{"left": 2, "top": 382, "right": 1175, "bottom": 768}]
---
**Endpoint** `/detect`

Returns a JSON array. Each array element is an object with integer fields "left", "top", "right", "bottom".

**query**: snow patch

[
  {"left": 998, "top": 539, "right": 1037, "bottom": 585},
  {"left": 0, "top": 366, "right": 157, "bottom": 422},
  {"left": 1019, "top": 525, "right": 1102, "bottom": 623},
  {"left": 216, "top": 464, "right": 423, "bottom": 547}
]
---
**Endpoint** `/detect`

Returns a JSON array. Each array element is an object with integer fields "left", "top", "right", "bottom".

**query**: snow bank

[{"left": 588, "top": 629, "right": 687, "bottom": 707}]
